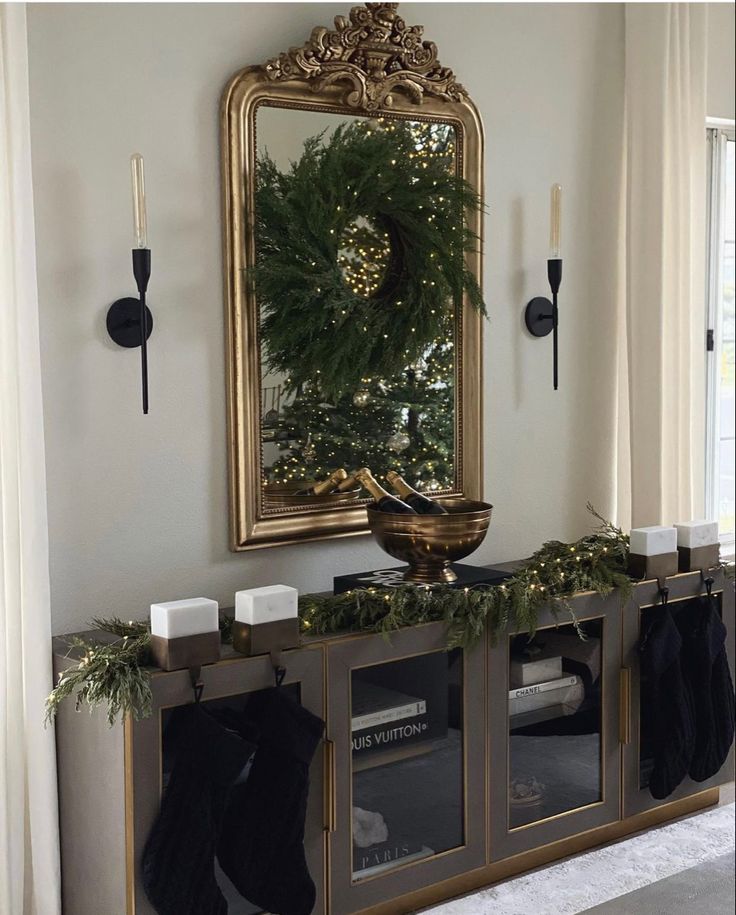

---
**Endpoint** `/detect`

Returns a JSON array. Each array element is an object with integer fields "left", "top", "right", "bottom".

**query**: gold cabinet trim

[
  {"left": 619, "top": 667, "right": 632, "bottom": 745},
  {"left": 324, "top": 738, "right": 337, "bottom": 833},
  {"left": 124, "top": 717, "right": 136, "bottom": 915}
]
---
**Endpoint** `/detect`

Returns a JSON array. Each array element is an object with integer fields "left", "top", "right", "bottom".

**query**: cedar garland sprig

[
  {"left": 45, "top": 615, "right": 236, "bottom": 727},
  {"left": 46, "top": 626, "right": 153, "bottom": 727}
]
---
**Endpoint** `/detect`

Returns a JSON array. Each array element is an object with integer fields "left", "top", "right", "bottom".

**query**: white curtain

[
  {"left": 617, "top": 3, "right": 708, "bottom": 528},
  {"left": 0, "top": 4, "right": 61, "bottom": 914}
]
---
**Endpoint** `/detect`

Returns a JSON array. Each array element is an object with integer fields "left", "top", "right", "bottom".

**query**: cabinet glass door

[
  {"left": 328, "top": 624, "right": 486, "bottom": 913},
  {"left": 130, "top": 646, "right": 325, "bottom": 915},
  {"left": 622, "top": 573, "right": 735, "bottom": 819},
  {"left": 489, "top": 597, "right": 621, "bottom": 861},
  {"left": 351, "top": 650, "right": 464, "bottom": 881},
  {"left": 507, "top": 619, "right": 603, "bottom": 829},
  {"left": 160, "top": 685, "right": 301, "bottom": 915}
]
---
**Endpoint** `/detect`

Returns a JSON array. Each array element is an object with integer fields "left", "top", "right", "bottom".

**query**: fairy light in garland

[{"left": 43, "top": 509, "right": 630, "bottom": 728}]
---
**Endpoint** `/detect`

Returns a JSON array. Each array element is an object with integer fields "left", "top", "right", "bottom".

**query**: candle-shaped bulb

[
  {"left": 130, "top": 153, "right": 147, "bottom": 249},
  {"left": 549, "top": 183, "right": 561, "bottom": 259}
]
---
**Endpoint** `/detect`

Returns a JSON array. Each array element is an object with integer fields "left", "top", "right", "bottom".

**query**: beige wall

[
  {"left": 707, "top": 1, "right": 736, "bottom": 119},
  {"left": 29, "top": 3, "right": 625, "bottom": 633}
]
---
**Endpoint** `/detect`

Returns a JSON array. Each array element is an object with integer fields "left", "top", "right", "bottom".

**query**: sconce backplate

[
  {"left": 106, "top": 297, "right": 154, "bottom": 348},
  {"left": 524, "top": 296, "right": 554, "bottom": 337}
]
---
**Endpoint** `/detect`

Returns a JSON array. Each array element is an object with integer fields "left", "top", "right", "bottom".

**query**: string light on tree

[{"left": 265, "top": 334, "right": 455, "bottom": 487}]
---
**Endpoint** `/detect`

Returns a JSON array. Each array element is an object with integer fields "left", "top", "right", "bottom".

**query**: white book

[
  {"left": 510, "top": 656, "right": 563, "bottom": 687},
  {"left": 508, "top": 674, "right": 578, "bottom": 700},
  {"left": 509, "top": 675, "right": 584, "bottom": 718},
  {"left": 351, "top": 681, "right": 427, "bottom": 732},
  {"left": 352, "top": 700, "right": 427, "bottom": 732},
  {"left": 353, "top": 846, "right": 434, "bottom": 880}
]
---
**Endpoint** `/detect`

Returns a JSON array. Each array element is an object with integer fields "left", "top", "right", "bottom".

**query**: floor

[
  {"left": 582, "top": 782, "right": 735, "bottom": 914},
  {"left": 424, "top": 784, "right": 736, "bottom": 915},
  {"left": 581, "top": 851, "right": 734, "bottom": 914}
]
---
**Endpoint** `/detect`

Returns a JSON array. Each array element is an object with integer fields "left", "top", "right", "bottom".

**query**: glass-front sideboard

[{"left": 54, "top": 569, "right": 734, "bottom": 915}]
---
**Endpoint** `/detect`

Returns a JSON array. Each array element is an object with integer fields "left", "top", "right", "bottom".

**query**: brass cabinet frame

[
  {"left": 220, "top": 3, "right": 485, "bottom": 550},
  {"left": 325, "top": 623, "right": 487, "bottom": 914},
  {"left": 127, "top": 647, "right": 326, "bottom": 915},
  {"left": 487, "top": 592, "right": 623, "bottom": 860},
  {"left": 54, "top": 642, "right": 327, "bottom": 915},
  {"left": 621, "top": 569, "right": 735, "bottom": 819}
]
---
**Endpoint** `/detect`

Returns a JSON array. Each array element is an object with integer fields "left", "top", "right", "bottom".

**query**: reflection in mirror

[
  {"left": 338, "top": 217, "right": 391, "bottom": 299},
  {"left": 255, "top": 107, "right": 462, "bottom": 512}
]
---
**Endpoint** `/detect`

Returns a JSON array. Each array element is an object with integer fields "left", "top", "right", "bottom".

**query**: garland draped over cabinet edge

[{"left": 46, "top": 507, "right": 658, "bottom": 727}]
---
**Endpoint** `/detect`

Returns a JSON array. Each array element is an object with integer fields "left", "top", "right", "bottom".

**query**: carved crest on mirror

[
  {"left": 263, "top": 2, "right": 467, "bottom": 110},
  {"left": 222, "top": 2, "right": 484, "bottom": 550}
]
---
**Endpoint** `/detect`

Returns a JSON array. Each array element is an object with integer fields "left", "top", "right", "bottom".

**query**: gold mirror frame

[{"left": 221, "top": 2, "right": 484, "bottom": 550}]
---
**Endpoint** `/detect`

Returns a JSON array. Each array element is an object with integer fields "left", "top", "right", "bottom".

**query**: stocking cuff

[
  {"left": 245, "top": 688, "right": 324, "bottom": 764},
  {"left": 187, "top": 706, "right": 258, "bottom": 787}
]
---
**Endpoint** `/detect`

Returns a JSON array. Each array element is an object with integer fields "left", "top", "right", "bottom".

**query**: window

[{"left": 706, "top": 124, "right": 735, "bottom": 555}]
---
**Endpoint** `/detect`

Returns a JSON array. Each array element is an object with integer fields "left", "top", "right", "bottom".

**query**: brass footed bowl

[{"left": 366, "top": 498, "right": 493, "bottom": 584}]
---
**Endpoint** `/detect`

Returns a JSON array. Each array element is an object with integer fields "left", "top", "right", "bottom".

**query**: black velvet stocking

[
  {"left": 639, "top": 606, "right": 697, "bottom": 799},
  {"left": 142, "top": 705, "right": 257, "bottom": 915},
  {"left": 679, "top": 596, "right": 736, "bottom": 782},
  {"left": 217, "top": 688, "right": 324, "bottom": 915}
]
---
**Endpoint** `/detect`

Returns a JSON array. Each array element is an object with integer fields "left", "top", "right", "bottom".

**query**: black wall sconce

[
  {"left": 524, "top": 184, "right": 563, "bottom": 390},
  {"left": 106, "top": 154, "right": 152, "bottom": 414}
]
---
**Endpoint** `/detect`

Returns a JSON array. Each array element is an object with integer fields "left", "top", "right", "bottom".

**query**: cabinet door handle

[
  {"left": 619, "top": 668, "right": 632, "bottom": 745},
  {"left": 323, "top": 738, "right": 337, "bottom": 833}
]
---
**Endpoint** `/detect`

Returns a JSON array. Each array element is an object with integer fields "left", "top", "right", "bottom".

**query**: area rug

[{"left": 423, "top": 803, "right": 735, "bottom": 915}]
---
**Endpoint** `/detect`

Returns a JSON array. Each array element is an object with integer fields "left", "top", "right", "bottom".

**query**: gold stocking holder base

[
  {"left": 150, "top": 631, "right": 221, "bottom": 672},
  {"left": 232, "top": 618, "right": 300, "bottom": 656},
  {"left": 678, "top": 543, "right": 720, "bottom": 573},
  {"left": 627, "top": 552, "right": 679, "bottom": 580}
]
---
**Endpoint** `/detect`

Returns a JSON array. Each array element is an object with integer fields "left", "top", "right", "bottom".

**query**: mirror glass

[{"left": 255, "top": 105, "right": 459, "bottom": 513}]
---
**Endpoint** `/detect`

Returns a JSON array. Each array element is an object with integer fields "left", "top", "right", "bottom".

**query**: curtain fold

[
  {"left": 0, "top": 4, "right": 61, "bottom": 913},
  {"left": 617, "top": 3, "right": 708, "bottom": 527}
]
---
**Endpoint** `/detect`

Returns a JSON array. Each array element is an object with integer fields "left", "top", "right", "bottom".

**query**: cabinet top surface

[{"left": 52, "top": 567, "right": 729, "bottom": 668}]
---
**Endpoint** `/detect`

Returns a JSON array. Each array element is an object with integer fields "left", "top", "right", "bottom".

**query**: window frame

[{"left": 705, "top": 120, "right": 736, "bottom": 556}]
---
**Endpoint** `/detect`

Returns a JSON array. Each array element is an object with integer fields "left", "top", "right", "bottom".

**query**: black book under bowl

[{"left": 334, "top": 564, "right": 512, "bottom": 595}]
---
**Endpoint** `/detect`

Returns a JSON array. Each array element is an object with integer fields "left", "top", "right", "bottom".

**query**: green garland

[
  {"left": 47, "top": 616, "right": 235, "bottom": 727},
  {"left": 48, "top": 619, "right": 154, "bottom": 727},
  {"left": 255, "top": 119, "right": 485, "bottom": 398},
  {"left": 45, "top": 506, "right": 641, "bottom": 727},
  {"left": 299, "top": 505, "right": 632, "bottom": 647}
]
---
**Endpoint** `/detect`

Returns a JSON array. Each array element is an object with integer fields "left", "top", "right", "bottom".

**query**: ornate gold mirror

[{"left": 222, "top": 2, "right": 484, "bottom": 550}]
